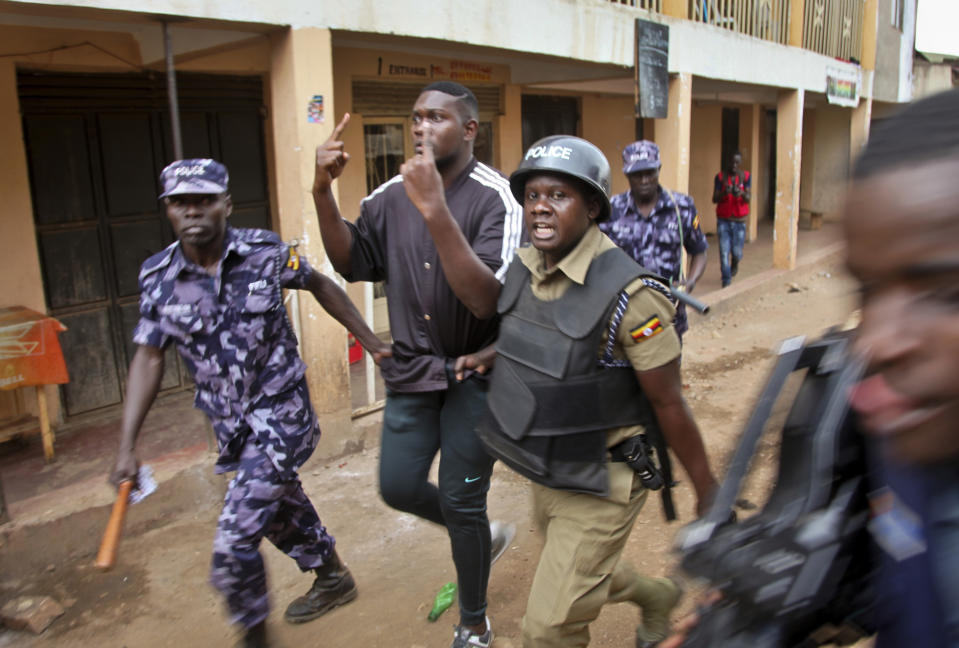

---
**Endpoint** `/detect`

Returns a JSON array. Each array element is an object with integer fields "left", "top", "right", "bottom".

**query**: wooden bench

[{"left": 800, "top": 210, "right": 823, "bottom": 230}]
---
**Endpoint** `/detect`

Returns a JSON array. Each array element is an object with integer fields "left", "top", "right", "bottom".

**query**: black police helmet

[{"left": 510, "top": 135, "right": 612, "bottom": 221}]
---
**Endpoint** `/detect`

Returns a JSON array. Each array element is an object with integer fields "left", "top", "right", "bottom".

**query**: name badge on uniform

[
  {"left": 159, "top": 303, "right": 194, "bottom": 316},
  {"left": 629, "top": 315, "right": 663, "bottom": 344},
  {"left": 868, "top": 487, "right": 927, "bottom": 562},
  {"left": 247, "top": 279, "right": 268, "bottom": 294}
]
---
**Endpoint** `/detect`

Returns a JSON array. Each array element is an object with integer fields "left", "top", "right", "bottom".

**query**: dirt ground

[{"left": 0, "top": 252, "right": 871, "bottom": 648}]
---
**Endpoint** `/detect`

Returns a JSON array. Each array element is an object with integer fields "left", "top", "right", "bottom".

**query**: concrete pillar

[
  {"left": 0, "top": 61, "right": 45, "bottom": 314},
  {"left": 498, "top": 84, "right": 522, "bottom": 175},
  {"left": 774, "top": 89, "right": 804, "bottom": 270},
  {"left": 748, "top": 104, "right": 761, "bottom": 242},
  {"left": 788, "top": 0, "right": 805, "bottom": 48},
  {"left": 662, "top": 0, "right": 688, "bottom": 19},
  {"left": 860, "top": 0, "right": 879, "bottom": 70},
  {"left": 852, "top": 0, "right": 879, "bottom": 166},
  {"left": 799, "top": 108, "right": 815, "bottom": 212},
  {"left": 851, "top": 70, "right": 874, "bottom": 167},
  {"left": 0, "top": 60, "right": 60, "bottom": 424},
  {"left": 653, "top": 72, "right": 692, "bottom": 194},
  {"left": 268, "top": 27, "right": 355, "bottom": 455}
]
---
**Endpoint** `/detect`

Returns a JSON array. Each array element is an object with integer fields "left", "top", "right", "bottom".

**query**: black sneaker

[
  {"left": 451, "top": 616, "right": 493, "bottom": 648},
  {"left": 284, "top": 550, "right": 358, "bottom": 624}
]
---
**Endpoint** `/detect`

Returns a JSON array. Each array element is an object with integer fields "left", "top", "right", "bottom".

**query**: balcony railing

[
  {"left": 605, "top": 0, "right": 864, "bottom": 62},
  {"left": 803, "top": 0, "right": 863, "bottom": 62},
  {"left": 688, "top": 0, "right": 791, "bottom": 45},
  {"left": 608, "top": 0, "right": 663, "bottom": 11}
]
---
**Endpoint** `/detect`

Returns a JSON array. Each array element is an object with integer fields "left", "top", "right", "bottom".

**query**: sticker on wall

[{"left": 307, "top": 95, "right": 324, "bottom": 123}]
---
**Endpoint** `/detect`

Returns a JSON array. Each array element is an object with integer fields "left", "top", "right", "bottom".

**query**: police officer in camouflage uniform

[
  {"left": 109, "top": 159, "right": 390, "bottom": 647},
  {"left": 600, "top": 141, "right": 708, "bottom": 340}
]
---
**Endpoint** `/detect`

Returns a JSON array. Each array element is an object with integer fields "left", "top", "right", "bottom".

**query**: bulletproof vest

[{"left": 478, "top": 247, "right": 655, "bottom": 497}]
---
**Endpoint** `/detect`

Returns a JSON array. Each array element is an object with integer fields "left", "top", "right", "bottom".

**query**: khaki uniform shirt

[{"left": 515, "top": 224, "right": 681, "bottom": 503}]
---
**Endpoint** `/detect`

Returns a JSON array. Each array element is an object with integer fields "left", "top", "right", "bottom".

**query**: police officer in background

[
  {"left": 475, "top": 136, "right": 718, "bottom": 647},
  {"left": 109, "top": 159, "right": 390, "bottom": 647},
  {"left": 601, "top": 141, "right": 708, "bottom": 341}
]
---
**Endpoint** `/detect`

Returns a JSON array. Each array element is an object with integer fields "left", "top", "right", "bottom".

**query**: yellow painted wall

[
  {"left": 807, "top": 104, "right": 851, "bottom": 221},
  {"left": 0, "top": 25, "right": 142, "bottom": 73},
  {"left": 0, "top": 59, "right": 50, "bottom": 422},
  {"left": 774, "top": 89, "right": 804, "bottom": 269},
  {"left": 581, "top": 94, "right": 636, "bottom": 197},
  {"left": 174, "top": 36, "right": 272, "bottom": 74},
  {"left": 652, "top": 73, "right": 692, "bottom": 195},
  {"left": 800, "top": 108, "right": 817, "bottom": 209},
  {"left": 498, "top": 83, "right": 523, "bottom": 176},
  {"left": 799, "top": 104, "right": 852, "bottom": 223},
  {"left": 689, "top": 103, "right": 722, "bottom": 234},
  {"left": 268, "top": 27, "right": 364, "bottom": 454}
]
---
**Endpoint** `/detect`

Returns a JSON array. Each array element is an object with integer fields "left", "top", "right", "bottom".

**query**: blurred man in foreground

[{"left": 664, "top": 87, "right": 959, "bottom": 648}]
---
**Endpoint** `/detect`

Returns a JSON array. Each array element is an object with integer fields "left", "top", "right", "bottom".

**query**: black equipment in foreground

[{"left": 676, "top": 330, "right": 877, "bottom": 647}]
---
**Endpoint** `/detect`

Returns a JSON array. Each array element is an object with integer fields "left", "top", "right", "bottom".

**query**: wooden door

[{"left": 18, "top": 71, "right": 271, "bottom": 416}]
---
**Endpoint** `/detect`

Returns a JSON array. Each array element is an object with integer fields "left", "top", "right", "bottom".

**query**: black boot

[
  {"left": 284, "top": 550, "right": 358, "bottom": 624},
  {"left": 239, "top": 621, "right": 268, "bottom": 648}
]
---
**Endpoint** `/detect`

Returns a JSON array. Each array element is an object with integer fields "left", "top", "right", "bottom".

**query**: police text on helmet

[{"left": 525, "top": 145, "right": 573, "bottom": 161}]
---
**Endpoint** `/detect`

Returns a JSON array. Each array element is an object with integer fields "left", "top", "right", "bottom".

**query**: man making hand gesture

[{"left": 312, "top": 82, "right": 523, "bottom": 648}]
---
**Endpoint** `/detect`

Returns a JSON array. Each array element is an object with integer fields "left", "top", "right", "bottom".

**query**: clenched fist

[{"left": 400, "top": 133, "right": 447, "bottom": 219}]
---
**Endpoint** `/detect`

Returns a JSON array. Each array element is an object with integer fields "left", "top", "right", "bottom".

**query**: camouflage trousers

[{"left": 210, "top": 437, "right": 335, "bottom": 628}]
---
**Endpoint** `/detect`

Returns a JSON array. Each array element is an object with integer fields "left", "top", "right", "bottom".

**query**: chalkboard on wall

[{"left": 635, "top": 18, "right": 669, "bottom": 119}]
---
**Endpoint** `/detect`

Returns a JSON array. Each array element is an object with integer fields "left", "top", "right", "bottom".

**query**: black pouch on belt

[{"left": 610, "top": 435, "right": 664, "bottom": 491}]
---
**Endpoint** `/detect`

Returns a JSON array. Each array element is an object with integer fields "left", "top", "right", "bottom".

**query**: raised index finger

[{"left": 328, "top": 112, "right": 351, "bottom": 142}]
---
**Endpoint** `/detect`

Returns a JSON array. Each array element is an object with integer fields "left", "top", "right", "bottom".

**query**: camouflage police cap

[
  {"left": 622, "top": 140, "right": 661, "bottom": 174},
  {"left": 159, "top": 159, "right": 229, "bottom": 198}
]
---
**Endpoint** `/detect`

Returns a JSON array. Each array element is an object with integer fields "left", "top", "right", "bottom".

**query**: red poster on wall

[{"left": 0, "top": 307, "right": 69, "bottom": 391}]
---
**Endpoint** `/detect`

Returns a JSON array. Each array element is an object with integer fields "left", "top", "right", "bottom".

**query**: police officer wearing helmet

[{"left": 474, "top": 136, "right": 718, "bottom": 647}]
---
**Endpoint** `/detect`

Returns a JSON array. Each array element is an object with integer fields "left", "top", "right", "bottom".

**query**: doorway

[
  {"left": 18, "top": 71, "right": 272, "bottom": 416},
  {"left": 521, "top": 94, "right": 579, "bottom": 152},
  {"left": 721, "top": 106, "right": 740, "bottom": 171}
]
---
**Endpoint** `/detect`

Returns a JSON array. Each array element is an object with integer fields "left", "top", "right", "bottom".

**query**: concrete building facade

[{"left": 0, "top": 0, "right": 910, "bottom": 454}]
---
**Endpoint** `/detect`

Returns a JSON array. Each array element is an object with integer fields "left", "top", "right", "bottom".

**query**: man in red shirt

[{"left": 711, "top": 152, "right": 750, "bottom": 287}]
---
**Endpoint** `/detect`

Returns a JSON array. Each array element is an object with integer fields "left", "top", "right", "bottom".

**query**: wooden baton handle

[{"left": 95, "top": 480, "right": 133, "bottom": 570}]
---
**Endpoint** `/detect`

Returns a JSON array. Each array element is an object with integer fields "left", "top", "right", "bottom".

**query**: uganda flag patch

[{"left": 630, "top": 315, "right": 664, "bottom": 343}]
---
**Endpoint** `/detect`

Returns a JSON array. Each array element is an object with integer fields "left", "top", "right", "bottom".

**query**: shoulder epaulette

[
  {"left": 139, "top": 242, "right": 178, "bottom": 280},
  {"left": 233, "top": 227, "right": 283, "bottom": 246},
  {"left": 641, "top": 276, "right": 673, "bottom": 301}
]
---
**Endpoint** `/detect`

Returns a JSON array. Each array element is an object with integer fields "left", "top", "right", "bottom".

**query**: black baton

[{"left": 670, "top": 287, "right": 710, "bottom": 314}]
